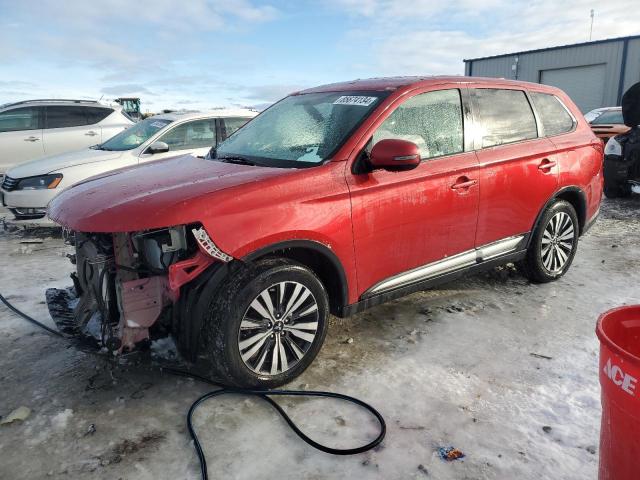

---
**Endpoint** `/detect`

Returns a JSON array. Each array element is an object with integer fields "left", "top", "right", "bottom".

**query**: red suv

[{"left": 48, "top": 77, "right": 603, "bottom": 388}]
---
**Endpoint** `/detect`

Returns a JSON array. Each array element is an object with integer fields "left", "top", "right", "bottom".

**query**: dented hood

[{"left": 48, "top": 155, "right": 292, "bottom": 232}]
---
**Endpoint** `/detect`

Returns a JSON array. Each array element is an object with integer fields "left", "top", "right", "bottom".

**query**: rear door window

[
  {"left": 85, "top": 107, "right": 114, "bottom": 125},
  {"left": 45, "top": 106, "right": 88, "bottom": 129},
  {"left": 530, "top": 92, "right": 576, "bottom": 136},
  {"left": 0, "top": 107, "right": 42, "bottom": 132},
  {"left": 157, "top": 119, "right": 216, "bottom": 150},
  {"left": 473, "top": 89, "right": 538, "bottom": 148},
  {"left": 371, "top": 89, "right": 464, "bottom": 159}
]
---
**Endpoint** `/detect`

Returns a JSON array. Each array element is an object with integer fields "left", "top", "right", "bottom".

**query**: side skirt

[{"left": 338, "top": 248, "right": 527, "bottom": 318}]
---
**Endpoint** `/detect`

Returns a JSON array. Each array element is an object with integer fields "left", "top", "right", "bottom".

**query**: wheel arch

[
  {"left": 529, "top": 186, "right": 587, "bottom": 246},
  {"left": 243, "top": 240, "right": 349, "bottom": 316}
]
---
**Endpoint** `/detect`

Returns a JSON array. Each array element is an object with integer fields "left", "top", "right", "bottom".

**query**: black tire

[
  {"left": 604, "top": 183, "right": 632, "bottom": 199},
  {"left": 521, "top": 200, "right": 579, "bottom": 283},
  {"left": 199, "top": 258, "right": 329, "bottom": 388}
]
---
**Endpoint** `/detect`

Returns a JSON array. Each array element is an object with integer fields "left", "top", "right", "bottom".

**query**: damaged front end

[{"left": 47, "top": 225, "right": 230, "bottom": 354}]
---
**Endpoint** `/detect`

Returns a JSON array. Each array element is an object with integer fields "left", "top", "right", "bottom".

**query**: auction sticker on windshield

[
  {"left": 150, "top": 121, "right": 167, "bottom": 128},
  {"left": 333, "top": 96, "right": 378, "bottom": 107}
]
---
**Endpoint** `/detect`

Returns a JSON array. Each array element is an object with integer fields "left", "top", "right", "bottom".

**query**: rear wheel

[
  {"left": 521, "top": 200, "right": 579, "bottom": 283},
  {"left": 200, "top": 258, "right": 329, "bottom": 388}
]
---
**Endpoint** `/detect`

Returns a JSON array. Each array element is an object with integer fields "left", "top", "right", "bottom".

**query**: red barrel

[{"left": 596, "top": 306, "right": 640, "bottom": 480}]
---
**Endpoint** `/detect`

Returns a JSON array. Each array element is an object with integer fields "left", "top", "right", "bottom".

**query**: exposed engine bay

[{"left": 46, "top": 225, "right": 228, "bottom": 354}]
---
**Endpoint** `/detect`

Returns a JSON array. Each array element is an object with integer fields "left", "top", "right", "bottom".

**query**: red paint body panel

[
  {"left": 348, "top": 152, "right": 479, "bottom": 292},
  {"left": 474, "top": 138, "right": 559, "bottom": 245},
  {"left": 48, "top": 155, "right": 289, "bottom": 232},
  {"left": 49, "top": 76, "right": 603, "bottom": 307}
]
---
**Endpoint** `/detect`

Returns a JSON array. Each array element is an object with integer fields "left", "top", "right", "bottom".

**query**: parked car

[
  {"left": 0, "top": 99, "right": 134, "bottom": 174},
  {"left": 47, "top": 77, "right": 603, "bottom": 388},
  {"left": 586, "top": 106, "right": 630, "bottom": 143},
  {"left": 1, "top": 109, "right": 256, "bottom": 224},
  {"left": 584, "top": 107, "right": 608, "bottom": 123}
]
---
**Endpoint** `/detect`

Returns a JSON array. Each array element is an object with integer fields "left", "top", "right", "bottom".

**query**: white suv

[
  {"left": 1, "top": 109, "right": 257, "bottom": 224},
  {"left": 0, "top": 99, "right": 134, "bottom": 174}
]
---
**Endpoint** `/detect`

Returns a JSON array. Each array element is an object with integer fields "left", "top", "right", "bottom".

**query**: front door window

[{"left": 158, "top": 119, "right": 216, "bottom": 151}]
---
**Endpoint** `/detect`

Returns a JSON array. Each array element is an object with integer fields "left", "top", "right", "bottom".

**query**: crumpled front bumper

[{"left": 45, "top": 286, "right": 103, "bottom": 351}]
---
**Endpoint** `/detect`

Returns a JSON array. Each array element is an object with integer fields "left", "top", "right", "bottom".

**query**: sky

[{"left": 0, "top": 0, "right": 638, "bottom": 112}]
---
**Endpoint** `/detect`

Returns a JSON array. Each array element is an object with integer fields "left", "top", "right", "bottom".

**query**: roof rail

[{"left": 2, "top": 99, "right": 101, "bottom": 108}]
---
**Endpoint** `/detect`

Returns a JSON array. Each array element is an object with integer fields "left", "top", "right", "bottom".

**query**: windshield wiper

[{"left": 217, "top": 155, "right": 260, "bottom": 166}]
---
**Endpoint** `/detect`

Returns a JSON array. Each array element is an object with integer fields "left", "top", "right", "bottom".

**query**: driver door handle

[
  {"left": 85, "top": 131, "right": 98, "bottom": 137},
  {"left": 538, "top": 159, "right": 557, "bottom": 171},
  {"left": 24, "top": 136, "right": 40, "bottom": 142},
  {"left": 451, "top": 177, "right": 477, "bottom": 190}
]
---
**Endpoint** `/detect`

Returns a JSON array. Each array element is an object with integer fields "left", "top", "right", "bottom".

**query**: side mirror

[
  {"left": 146, "top": 141, "right": 169, "bottom": 154},
  {"left": 369, "top": 139, "right": 420, "bottom": 171}
]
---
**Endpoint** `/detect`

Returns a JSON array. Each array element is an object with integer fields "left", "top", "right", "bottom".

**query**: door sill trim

[{"left": 362, "top": 234, "right": 527, "bottom": 298}]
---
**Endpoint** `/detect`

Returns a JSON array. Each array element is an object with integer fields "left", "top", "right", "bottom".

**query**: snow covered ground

[{"left": 1, "top": 198, "right": 639, "bottom": 480}]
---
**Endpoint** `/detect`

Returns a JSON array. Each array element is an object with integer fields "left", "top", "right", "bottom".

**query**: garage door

[{"left": 540, "top": 64, "right": 606, "bottom": 113}]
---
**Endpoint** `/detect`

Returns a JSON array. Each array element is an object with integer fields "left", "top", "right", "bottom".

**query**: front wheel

[
  {"left": 200, "top": 258, "right": 329, "bottom": 388},
  {"left": 521, "top": 200, "right": 579, "bottom": 283}
]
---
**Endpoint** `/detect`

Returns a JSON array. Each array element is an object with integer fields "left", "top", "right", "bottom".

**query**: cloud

[
  {"left": 101, "top": 84, "right": 155, "bottom": 95},
  {"left": 331, "top": 0, "right": 640, "bottom": 76},
  {"left": 1, "top": 1, "right": 637, "bottom": 110},
  {"left": 0, "top": 0, "right": 279, "bottom": 70},
  {"left": 243, "top": 84, "right": 308, "bottom": 102},
  {"left": 332, "top": 0, "right": 505, "bottom": 19},
  {"left": 0, "top": 80, "right": 36, "bottom": 88},
  {"left": 5, "top": 0, "right": 278, "bottom": 33}
]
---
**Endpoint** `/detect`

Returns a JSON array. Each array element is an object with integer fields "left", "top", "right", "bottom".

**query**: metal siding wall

[
  {"left": 465, "top": 40, "right": 626, "bottom": 110},
  {"left": 623, "top": 38, "right": 640, "bottom": 93},
  {"left": 540, "top": 64, "right": 606, "bottom": 113},
  {"left": 468, "top": 56, "right": 514, "bottom": 79}
]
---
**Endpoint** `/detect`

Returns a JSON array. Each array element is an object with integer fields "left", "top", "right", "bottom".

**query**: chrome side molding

[
  {"left": 363, "top": 235, "right": 525, "bottom": 298},
  {"left": 476, "top": 235, "right": 524, "bottom": 262}
]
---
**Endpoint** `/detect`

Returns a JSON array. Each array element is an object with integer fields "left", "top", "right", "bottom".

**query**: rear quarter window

[
  {"left": 530, "top": 92, "right": 576, "bottom": 136},
  {"left": 473, "top": 89, "right": 538, "bottom": 148}
]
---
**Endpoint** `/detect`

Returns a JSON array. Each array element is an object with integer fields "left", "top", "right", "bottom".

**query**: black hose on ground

[
  {"left": 0, "top": 292, "right": 63, "bottom": 337},
  {"left": 163, "top": 366, "right": 386, "bottom": 479},
  {"left": 0, "top": 291, "right": 386, "bottom": 480}
]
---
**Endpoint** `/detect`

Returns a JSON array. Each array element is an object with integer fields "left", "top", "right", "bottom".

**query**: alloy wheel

[
  {"left": 238, "top": 281, "right": 319, "bottom": 376},
  {"left": 541, "top": 211, "right": 576, "bottom": 274}
]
